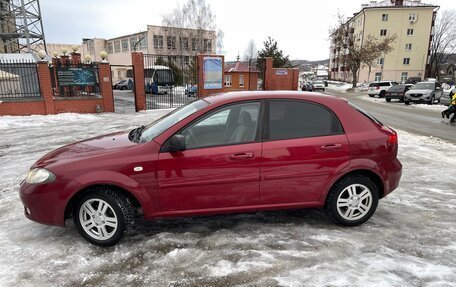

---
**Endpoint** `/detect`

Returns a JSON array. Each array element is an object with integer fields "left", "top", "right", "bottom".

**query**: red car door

[
  {"left": 260, "top": 100, "right": 350, "bottom": 204},
  {"left": 158, "top": 102, "right": 262, "bottom": 212}
]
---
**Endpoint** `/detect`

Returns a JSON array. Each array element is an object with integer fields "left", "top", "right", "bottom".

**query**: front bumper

[{"left": 19, "top": 179, "right": 72, "bottom": 227}]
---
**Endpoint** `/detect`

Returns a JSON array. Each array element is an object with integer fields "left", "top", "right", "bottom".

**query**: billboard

[{"left": 203, "top": 57, "right": 223, "bottom": 89}]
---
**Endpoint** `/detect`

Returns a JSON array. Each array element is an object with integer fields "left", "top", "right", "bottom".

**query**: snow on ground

[
  {"left": 1, "top": 110, "right": 456, "bottom": 286},
  {"left": 328, "top": 81, "right": 353, "bottom": 92},
  {"left": 359, "top": 95, "right": 449, "bottom": 112}
]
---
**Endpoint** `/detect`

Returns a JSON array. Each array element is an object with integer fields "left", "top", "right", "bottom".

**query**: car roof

[{"left": 203, "top": 91, "right": 344, "bottom": 105}]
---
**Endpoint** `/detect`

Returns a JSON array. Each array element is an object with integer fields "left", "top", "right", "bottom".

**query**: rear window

[{"left": 348, "top": 103, "right": 383, "bottom": 126}]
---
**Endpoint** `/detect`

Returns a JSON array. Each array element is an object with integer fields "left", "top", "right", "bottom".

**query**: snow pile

[
  {"left": 328, "top": 81, "right": 352, "bottom": 93},
  {"left": 360, "top": 95, "right": 448, "bottom": 112},
  {"left": 0, "top": 111, "right": 455, "bottom": 286}
]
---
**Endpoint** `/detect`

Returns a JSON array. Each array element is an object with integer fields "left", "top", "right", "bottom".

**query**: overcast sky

[{"left": 41, "top": 0, "right": 454, "bottom": 61}]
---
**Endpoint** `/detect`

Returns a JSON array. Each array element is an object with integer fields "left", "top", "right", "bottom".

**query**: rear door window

[{"left": 266, "top": 100, "right": 344, "bottom": 140}]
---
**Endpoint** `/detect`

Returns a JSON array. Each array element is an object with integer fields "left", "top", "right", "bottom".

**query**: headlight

[{"left": 25, "top": 168, "right": 55, "bottom": 184}]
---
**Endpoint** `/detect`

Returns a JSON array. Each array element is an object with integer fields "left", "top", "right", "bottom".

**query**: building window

[
  {"left": 380, "top": 29, "right": 387, "bottom": 36},
  {"left": 382, "top": 14, "right": 388, "bottom": 21},
  {"left": 153, "top": 35, "right": 163, "bottom": 50},
  {"left": 88, "top": 40, "right": 95, "bottom": 54},
  {"left": 405, "top": 43, "right": 412, "bottom": 50},
  {"left": 107, "top": 42, "right": 113, "bottom": 54},
  {"left": 121, "top": 39, "right": 129, "bottom": 52},
  {"left": 401, "top": 72, "right": 408, "bottom": 83},
  {"left": 239, "top": 75, "right": 244, "bottom": 87},
  {"left": 139, "top": 35, "right": 147, "bottom": 50},
  {"left": 180, "top": 37, "right": 189, "bottom": 51},
  {"left": 203, "top": 39, "right": 212, "bottom": 52},
  {"left": 167, "top": 36, "right": 176, "bottom": 50},
  {"left": 377, "top": 58, "right": 384, "bottom": 65},
  {"left": 114, "top": 40, "right": 121, "bottom": 53},
  {"left": 183, "top": 56, "right": 190, "bottom": 65},
  {"left": 130, "top": 37, "right": 137, "bottom": 51},
  {"left": 224, "top": 74, "right": 232, "bottom": 87},
  {"left": 409, "top": 13, "right": 417, "bottom": 22},
  {"left": 375, "top": 72, "right": 382, "bottom": 82},
  {"left": 407, "top": 29, "right": 414, "bottom": 36},
  {"left": 192, "top": 38, "right": 198, "bottom": 51},
  {"left": 403, "top": 58, "right": 410, "bottom": 65}
]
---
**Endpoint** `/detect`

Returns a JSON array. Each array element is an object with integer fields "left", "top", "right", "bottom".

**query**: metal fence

[
  {"left": 143, "top": 54, "right": 198, "bottom": 109},
  {"left": 0, "top": 59, "right": 41, "bottom": 98},
  {"left": 50, "top": 62, "right": 100, "bottom": 97}
]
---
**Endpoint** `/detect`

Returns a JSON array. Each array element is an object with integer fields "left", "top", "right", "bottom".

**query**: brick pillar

[
  {"left": 51, "top": 57, "right": 60, "bottom": 96},
  {"left": 292, "top": 69, "right": 299, "bottom": 91},
  {"left": 131, "top": 52, "right": 146, "bottom": 111},
  {"left": 37, "top": 61, "right": 55, "bottom": 114},
  {"left": 60, "top": 55, "right": 70, "bottom": 65},
  {"left": 98, "top": 63, "right": 114, "bottom": 112},
  {"left": 71, "top": 53, "right": 81, "bottom": 65},
  {"left": 264, "top": 57, "right": 273, "bottom": 91},
  {"left": 197, "top": 54, "right": 225, "bottom": 98}
]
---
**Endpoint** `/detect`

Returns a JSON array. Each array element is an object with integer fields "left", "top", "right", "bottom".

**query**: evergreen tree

[{"left": 258, "top": 37, "right": 291, "bottom": 68}]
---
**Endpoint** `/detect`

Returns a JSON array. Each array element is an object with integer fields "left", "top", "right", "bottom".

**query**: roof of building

[
  {"left": 224, "top": 61, "right": 259, "bottom": 73},
  {"left": 0, "top": 53, "right": 39, "bottom": 62}
]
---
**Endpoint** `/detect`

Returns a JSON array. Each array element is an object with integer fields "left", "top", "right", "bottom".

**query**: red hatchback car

[{"left": 20, "top": 91, "right": 402, "bottom": 246}]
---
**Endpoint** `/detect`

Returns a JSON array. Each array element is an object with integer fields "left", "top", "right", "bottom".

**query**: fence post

[
  {"left": 98, "top": 62, "right": 114, "bottom": 112},
  {"left": 131, "top": 52, "right": 146, "bottom": 111},
  {"left": 37, "top": 61, "right": 55, "bottom": 114}
]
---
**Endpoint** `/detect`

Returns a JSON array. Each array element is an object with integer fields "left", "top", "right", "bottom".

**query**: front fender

[{"left": 62, "top": 170, "right": 156, "bottom": 218}]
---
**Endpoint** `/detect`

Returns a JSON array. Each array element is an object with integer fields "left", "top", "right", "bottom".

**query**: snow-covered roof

[
  {"left": 143, "top": 65, "right": 171, "bottom": 70},
  {"left": 362, "top": 0, "right": 435, "bottom": 8}
]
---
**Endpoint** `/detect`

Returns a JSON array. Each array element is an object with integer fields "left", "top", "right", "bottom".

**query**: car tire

[
  {"left": 404, "top": 100, "right": 410, "bottom": 105},
  {"left": 368, "top": 95, "right": 374, "bottom": 98},
  {"left": 325, "top": 175, "right": 379, "bottom": 226},
  {"left": 379, "top": 91, "right": 386, "bottom": 98},
  {"left": 121, "top": 86, "right": 126, "bottom": 90},
  {"left": 428, "top": 95, "right": 435, "bottom": 105},
  {"left": 74, "top": 188, "right": 135, "bottom": 246},
  {"left": 386, "top": 98, "right": 391, "bottom": 102}
]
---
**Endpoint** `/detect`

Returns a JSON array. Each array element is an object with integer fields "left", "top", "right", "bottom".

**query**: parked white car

[
  {"left": 313, "top": 80, "right": 325, "bottom": 91},
  {"left": 404, "top": 81, "right": 443, "bottom": 105},
  {"left": 367, "top": 81, "right": 398, "bottom": 98}
]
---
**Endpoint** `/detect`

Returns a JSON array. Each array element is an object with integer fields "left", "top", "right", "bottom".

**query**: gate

[{"left": 143, "top": 54, "right": 198, "bottom": 109}]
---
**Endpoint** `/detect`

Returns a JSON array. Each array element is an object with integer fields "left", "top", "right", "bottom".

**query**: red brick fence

[{"left": 0, "top": 53, "right": 113, "bottom": 116}]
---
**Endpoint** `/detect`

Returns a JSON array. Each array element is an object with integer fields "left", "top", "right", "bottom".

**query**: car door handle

[
  {"left": 230, "top": 152, "right": 254, "bottom": 160},
  {"left": 320, "top": 144, "right": 343, "bottom": 151}
]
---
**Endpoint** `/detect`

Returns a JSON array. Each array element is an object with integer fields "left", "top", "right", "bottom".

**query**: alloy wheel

[
  {"left": 79, "top": 199, "right": 118, "bottom": 241},
  {"left": 336, "top": 184, "right": 373, "bottom": 221}
]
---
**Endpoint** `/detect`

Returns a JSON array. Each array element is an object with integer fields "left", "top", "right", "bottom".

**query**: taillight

[
  {"left": 388, "top": 133, "right": 398, "bottom": 145},
  {"left": 376, "top": 86, "right": 380, "bottom": 90}
]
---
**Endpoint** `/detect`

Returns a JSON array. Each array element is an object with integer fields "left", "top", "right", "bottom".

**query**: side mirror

[{"left": 169, "top": 134, "right": 186, "bottom": 152}]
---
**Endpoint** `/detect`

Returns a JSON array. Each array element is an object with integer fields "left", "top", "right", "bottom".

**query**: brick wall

[{"left": 264, "top": 58, "right": 299, "bottom": 91}]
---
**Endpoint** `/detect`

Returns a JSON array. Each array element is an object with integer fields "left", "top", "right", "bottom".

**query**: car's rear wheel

[
  {"left": 379, "top": 91, "right": 386, "bottom": 98},
  {"left": 368, "top": 94, "right": 374, "bottom": 98},
  {"left": 386, "top": 98, "right": 391, "bottom": 102},
  {"left": 325, "top": 175, "right": 379, "bottom": 226},
  {"left": 74, "top": 188, "right": 135, "bottom": 246}
]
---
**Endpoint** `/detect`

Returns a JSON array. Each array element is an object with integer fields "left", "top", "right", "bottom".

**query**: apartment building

[
  {"left": 82, "top": 25, "right": 216, "bottom": 81},
  {"left": 329, "top": 0, "right": 438, "bottom": 83}
]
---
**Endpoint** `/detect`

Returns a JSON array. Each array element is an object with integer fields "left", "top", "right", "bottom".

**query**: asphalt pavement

[{"left": 325, "top": 88, "right": 456, "bottom": 143}]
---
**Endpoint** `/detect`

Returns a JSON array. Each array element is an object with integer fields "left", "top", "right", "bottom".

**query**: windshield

[
  {"left": 412, "top": 83, "right": 434, "bottom": 90},
  {"left": 139, "top": 100, "right": 209, "bottom": 142}
]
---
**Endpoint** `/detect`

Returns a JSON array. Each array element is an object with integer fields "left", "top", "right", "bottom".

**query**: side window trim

[
  {"left": 161, "top": 100, "right": 264, "bottom": 152},
  {"left": 263, "top": 99, "right": 345, "bottom": 142}
]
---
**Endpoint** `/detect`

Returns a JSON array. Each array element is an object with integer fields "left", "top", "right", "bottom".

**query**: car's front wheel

[
  {"left": 74, "top": 188, "right": 135, "bottom": 246},
  {"left": 325, "top": 175, "right": 379, "bottom": 226},
  {"left": 428, "top": 95, "right": 435, "bottom": 105},
  {"left": 386, "top": 98, "right": 391, "bottom": 102}
]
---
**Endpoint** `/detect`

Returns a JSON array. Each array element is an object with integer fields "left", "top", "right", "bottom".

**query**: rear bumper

[{"left": 379, "top": 158, "right": 402, "bottom": 197}]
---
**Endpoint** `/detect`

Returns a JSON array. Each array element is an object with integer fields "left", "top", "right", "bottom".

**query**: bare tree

[
  {"left": 243, "top": 39, "right": 258, "bottom": 61},
  {"left": 362, "top": 34, "right": 397, "bottom": 82},
  {"left": 330, "top": 13, "right": 397, "bottom": 87},
  {"left": 162, "top": 0, "right": 223, "bottom": 54},
  {"left": 428, "top": 10, "right": 456, "bottom": 79}
]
